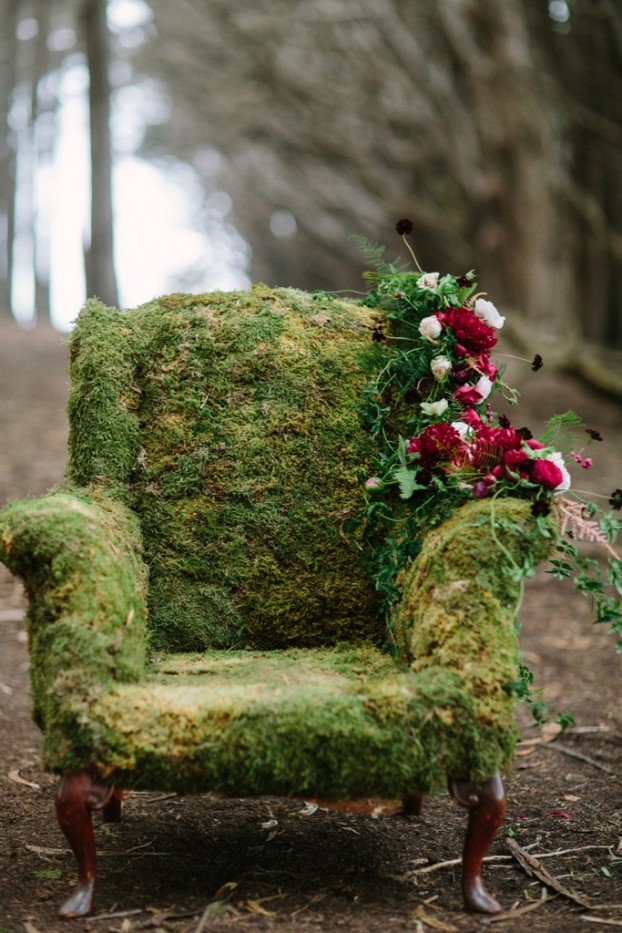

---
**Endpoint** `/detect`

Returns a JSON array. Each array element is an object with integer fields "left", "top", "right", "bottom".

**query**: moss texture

[
  {"left": 0, "top": 287, "right": 559, "bottom": 796},
  {"left": 68, "top": 287, "right": 385, "bottom": 651},
  {"left": 44, "top": 646, "right": 513, "bottom": 796},
  {"left": 0, "top": 488, "right": 147, "bottom": 733},
  {"left": 393, "top": 498, "right": 558, "bottom": 734}
]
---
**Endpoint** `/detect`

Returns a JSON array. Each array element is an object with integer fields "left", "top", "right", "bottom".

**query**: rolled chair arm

[
  {"left": 392, "top": 498, "right": 558, "bottom": 762},
  {"left": 0, "top": 488, "right": 147, "bottom": 731}
]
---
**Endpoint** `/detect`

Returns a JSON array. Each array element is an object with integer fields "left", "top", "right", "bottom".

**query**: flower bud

[{"left": 430, "top": 356, "right": 452, "bottom": 381}]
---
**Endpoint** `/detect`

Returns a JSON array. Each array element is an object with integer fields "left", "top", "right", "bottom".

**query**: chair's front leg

[
  {"left": 449, "top": 772, "right": 506, "bottom": 914},
  {"left": 55, "top": 770, "right": 116, "bottom": 918}
]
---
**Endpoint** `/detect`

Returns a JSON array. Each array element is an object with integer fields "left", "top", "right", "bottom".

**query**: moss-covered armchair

[{"left": 0, "top": 286, "right": 555, "bottom": 919}]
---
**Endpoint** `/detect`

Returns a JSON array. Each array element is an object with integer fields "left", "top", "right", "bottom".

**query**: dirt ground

[{"left": 1, "top": 317, "right": 621, "bottom": 933}]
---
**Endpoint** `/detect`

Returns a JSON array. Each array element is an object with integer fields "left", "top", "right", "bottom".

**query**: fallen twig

[
  {"left": 415, "top": 855, "right": 514, "bottom": 874},
  {"left": 533, "top": 844, "right": 615, "bottom": 860},
  {"left": 487, "top": 887, "right": 553, "bottom": 922},
  {"left": 545, "top": 742, "right": 620, "bottom": 779},
  {"left": 88, "top": 908, "right": 146, "bottom": 922},
  {"left": 507, "top": 837, "right": 590, "bottom": 908},
  {"left": 582, "top": 919, "right": 622, "bottom": 927}
]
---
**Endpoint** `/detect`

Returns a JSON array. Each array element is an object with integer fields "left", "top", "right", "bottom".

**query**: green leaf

[
  {"left": 539, "top": 410, "right": 583, "bottom": 448},
  {"left": 395, "top": 466, "right": 422, "bottom": 500},
  {"left": 31, "top": 869, "right": 62, "bottom": 880}
]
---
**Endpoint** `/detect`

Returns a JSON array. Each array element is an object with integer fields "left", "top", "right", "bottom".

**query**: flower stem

[{"left": 401, "top": 235, "right": 424, "bottom": 273}]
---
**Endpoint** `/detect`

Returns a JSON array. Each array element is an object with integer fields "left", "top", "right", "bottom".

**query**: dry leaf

[
  {"left": 297, "top": 802, "right": 319, "bottom": 817},
  {"left": 212, "top": 881, "right": 238, "bottom": 901},
  {"left": 8, "top": 769, "right": 40, "bottom": 790},
  {"left": 412, "top": 905, "right": 458, "bottom": 932},
  {"left": 518, "top": 722, "right": 562, "bottom": 747}
]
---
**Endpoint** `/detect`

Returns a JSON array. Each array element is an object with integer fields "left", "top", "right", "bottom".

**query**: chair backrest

[{"left": 67, "top": 286, "right": 386, "bottom": 652}]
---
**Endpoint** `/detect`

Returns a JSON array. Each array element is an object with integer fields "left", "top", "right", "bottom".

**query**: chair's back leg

[
  {"left": 102, "top": 786, "right": 124, "bottom": 823},
  {"left": 55, "top": 770, "right": 115, "bottom": 918},
  {"left": 402, "top": 791, "right": 426, "bottom": 816},
  {"left": 449, "top": 772, "right": 506, "bottom": 914}
]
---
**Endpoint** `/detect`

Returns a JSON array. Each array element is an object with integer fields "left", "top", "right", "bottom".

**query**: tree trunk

[
  {"left": 80, "top": 0, "right": 118, "bottom": 307},
  {"left": 0, "top": 0, "right": 19, "bottom": 316}
]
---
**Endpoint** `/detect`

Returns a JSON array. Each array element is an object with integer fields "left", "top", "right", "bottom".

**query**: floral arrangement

[{"left": 357, "top": 220, "right": 622, "bottom": 718}]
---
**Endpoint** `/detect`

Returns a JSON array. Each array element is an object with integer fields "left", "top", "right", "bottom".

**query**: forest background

[{"left": 0, "top": 0, "right": 621, "bottom": 394}]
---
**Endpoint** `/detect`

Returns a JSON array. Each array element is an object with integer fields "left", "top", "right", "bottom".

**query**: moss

[
  {"left": 392, "top": 498, "right": 558, "bottom": 732},
  {"left": 83, "top": 285, "right": 386, "bottom": 651},
  {"left": 41, "top": 646, "right": 513, "bottom": 796},
  {"left": 0, "top": 488, "right": 147, "bottom": 729},
  {"left": 67, "top": 300, "right": 141, "bottom": 490}
]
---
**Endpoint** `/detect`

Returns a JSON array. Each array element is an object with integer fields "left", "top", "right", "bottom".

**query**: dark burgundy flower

[
  {"left": 503, "top": 449, "right": 534, "bottom": 480},
  {"left": 438, "top": 307, "right": 497, "bottom": 356},
  {"left": 456, "top": 275, "right": 474, "bottom": 288},
  {"left": 531, "top": 499, "right": 551, "bottom": 517},
  {"left": 498, "top": 414, "right": 512, "bottom": 429},
  {"left": 517, "top": 426, "right": 533, "bottom": 440},
  {"left": 395, "top": 218, "right": 414, "bottom": 236},
  {"left": 609, "top": 489, "right": 622, "bottom": 510},
  {"left": 531, "top": 458, "right": 564, "bottom": 491},
  {"left": 531, "top": 354, "right": 544, "bottom": 372},
  {"left": 586, "top": 428, "right": 604, "bottom": 442},
  {"left": 404, "top": 387, "right": 421, "bottom": 404},
  {"left": 372, "top": 325, "right": 386, "bottom": 342},
  {"left": 406, "top": 423, "right": 466, "bottom": 469},
  {"left": 452, "top": 366, "right": 476, "bottom": 385}
]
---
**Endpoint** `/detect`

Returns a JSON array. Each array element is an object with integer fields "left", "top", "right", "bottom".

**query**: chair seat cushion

[{"left": 46, "top": 646, "right": 516, "bottom": 798}]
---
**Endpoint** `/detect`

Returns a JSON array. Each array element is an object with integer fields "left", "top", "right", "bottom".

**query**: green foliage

[{"left": 540, "top": 410, "right": 584, "bottom": 449}]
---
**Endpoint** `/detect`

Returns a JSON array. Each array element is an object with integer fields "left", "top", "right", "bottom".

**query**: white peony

[
  {"left": 549, "top": 450, "right": 572, "bottom": 493},
  {"left": 451, "top": 420, "right": 471, "bottom": 439},
  {"left": 475, "top": 375, "right": 493, "bottom": 400},
  {"left": 418, "top": 271, "right": 440, "bottom": 290},
  {"left": 430, "top": 355, "right": 452, "bottom": 381},
  {"left": 474, "top": 298, "right": 505, "bottom": 330},
  {"left": 419, "top": 314, "right": 442, "bottom": 340},
  {"left": 421, "top": 399, "right": 449, "bottom": 417}
]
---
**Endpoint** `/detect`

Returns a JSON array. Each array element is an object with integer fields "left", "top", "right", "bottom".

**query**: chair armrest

[
  {"left": 392, "top": 498, "right": 558, "bottom": 728},
  {"left": 0, "top": 489, "right": 147, "bottom": 729}
]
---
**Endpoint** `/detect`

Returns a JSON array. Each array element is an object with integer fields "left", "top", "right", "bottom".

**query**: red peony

[
  {"left": 476, "top": 425, "right": 523, "bottom": 451},
  {"left": 531, "top": 458, "right": 564, "bottom": 490},
  {"left": 438, "top": 307, "right": 497, "bottom": 356},
  {"left": 454, "top": 385, "right": 484, "bottom": 405},
  {"left": 407, "top": 423, "right": 466, "bottom": 468}
]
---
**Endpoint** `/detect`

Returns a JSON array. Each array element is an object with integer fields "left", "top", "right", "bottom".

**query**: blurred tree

[
  {"left": 0, "top": 0, "right": 19, "bottom": 316},
  {"left": 80, "top": 0, "right": 118, "bottom": 308},
  {"left": 0, "top": 0, "right": 119, "bottom": 322},
  {"left": 139, "top": 0, "right": 622, "bottom": 388}
]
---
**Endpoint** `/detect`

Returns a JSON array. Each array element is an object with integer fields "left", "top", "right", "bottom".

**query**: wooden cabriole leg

[
  {"left": 449, "top": 771, "right": 507, "bottom": 915},
  {"left": 55, "top": 770, "right": 120, "bottom": 919},
  {"left": 102, "top": 786, "right": 124, "bottom": 823},
  {"left": 402, "top": 791, "right": 425, "bottom": 816}
]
